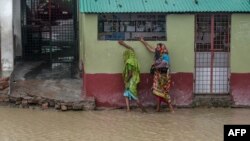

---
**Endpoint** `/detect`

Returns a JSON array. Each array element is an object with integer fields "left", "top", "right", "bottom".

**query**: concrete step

[
  {"left": 8, "top": 95, "right": 95, "bottom": 111},
  {"left": 3, "top": 78, "right": 96, "bottom": 111},
  {"left": 192, "top": 94, "right": 232, "bottom": 107}
]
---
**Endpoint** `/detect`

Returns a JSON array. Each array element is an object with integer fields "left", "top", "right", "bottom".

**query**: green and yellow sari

[{"left": 122, "top": 49, "right": 140, "bottom": 100}]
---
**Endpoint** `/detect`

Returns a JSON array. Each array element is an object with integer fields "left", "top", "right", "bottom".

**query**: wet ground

[
  {"left": 13, "top": 61, "right": 79, "bottom": 80},
  {"left": 11, "top": 79, "right": 83, "bottom": 102},
  {"left": 0, "top": 107, "right": 249, "bottom": 141},
  {"left": 11, "top": 61, "right": 83, "bottom": 102}
]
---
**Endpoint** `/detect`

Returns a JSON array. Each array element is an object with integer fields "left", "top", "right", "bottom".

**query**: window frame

[
  {"left": 194, "top": 14, "right": 231, "bottom": 94},
  {"left": 98, "top": 14, "right": 167, "bottom": 41}
]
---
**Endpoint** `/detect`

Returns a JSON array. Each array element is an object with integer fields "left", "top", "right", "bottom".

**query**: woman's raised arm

[
  {"left": 139, "top": 37, "right": 155, "bottom": 53},
  {"left": 118, "top": 41, "right": 134, "bottom": 51}
]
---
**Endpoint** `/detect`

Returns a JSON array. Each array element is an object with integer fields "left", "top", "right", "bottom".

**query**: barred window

[
  {"left": 194, "top": 14, "right": 231, "bottom": 94},
  {"left": 98, "top": 14, "right": 166, "bottom": 41},
  {"left": 195, "top": 14, "right": 231, "bottom": 52}
]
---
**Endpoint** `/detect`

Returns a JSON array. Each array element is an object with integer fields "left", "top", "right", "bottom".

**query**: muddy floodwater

[{"left": 0, "top": 107, "right": 249, "bottom": 141}]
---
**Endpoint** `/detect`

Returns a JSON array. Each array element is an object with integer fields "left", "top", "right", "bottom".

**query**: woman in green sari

[{"left": 118, "top": 41, "right": 146, "bottom": 112}]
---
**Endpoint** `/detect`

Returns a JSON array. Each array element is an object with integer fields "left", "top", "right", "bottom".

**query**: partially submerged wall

[
  {"left": 80, "top": 14, "right": 195, "bottom": 107},
  {"left": 231, "top": 14, "right": 250, "bottom": 106}
]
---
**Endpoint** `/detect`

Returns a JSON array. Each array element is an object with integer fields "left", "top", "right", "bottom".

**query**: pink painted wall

[
  {"left": 84, "top": 73, "right": 193, "bottom": 107},
  {"left": 84, "top": 72, "right": 250, "bottom": 107},
  {"left": 231, "top": 73, "right": 250, "bottom": 106}
]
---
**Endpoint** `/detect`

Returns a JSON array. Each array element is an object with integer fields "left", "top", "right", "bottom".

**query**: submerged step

[{"left": 192, "top": 94, "right": 232, "bottom": 107}]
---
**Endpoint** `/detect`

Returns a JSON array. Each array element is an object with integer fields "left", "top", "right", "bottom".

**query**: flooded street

[{"left": 0, "top": 107, "right": 250, "bottom": 141}]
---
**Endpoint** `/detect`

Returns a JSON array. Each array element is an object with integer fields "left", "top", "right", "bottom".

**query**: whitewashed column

[{"left": 0, "top": 0, "right": 14, "bottom": 71}]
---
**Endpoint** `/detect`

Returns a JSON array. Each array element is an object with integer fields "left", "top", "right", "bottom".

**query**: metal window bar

[
  {"left": 22, "top": 0, "right": 77, "bottom": 61},
  {"left": 98, "top": 14, "right": 166, "bottom": 41},
  {"left": 21, "top": 0, "right": 77, "bottom": 78},
  {"left": 194, "top": 14, "right": 231, "bottom": 94},
  {"left": 22, "top": 0, "right": 76, "bottom": 60}
]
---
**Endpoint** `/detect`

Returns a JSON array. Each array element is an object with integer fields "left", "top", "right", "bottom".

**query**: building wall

[
  {"left": 231, "top": 14, "right": 250, "bottom": 106},
  {"left": 80, "top": 14, "right": 195, "bottom": 107},
  {"left": 167, "top": 14, "right": 194, "bottom": 106},
  {"left": 0, "top": 0, "right": 14, "bottom": 71}
]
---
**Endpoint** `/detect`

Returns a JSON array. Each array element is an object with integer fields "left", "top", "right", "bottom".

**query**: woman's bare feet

[
  {"left": 136, "top": 101, "right": 147, "bottom": 113},
  {"left": 169, "top": 104, "right": 174, "bottom": 113},
  {"left": 156, "top": 106, "right": 161, "bottom": 112},
  {"left": 170, "top": 109, "right": 175, "bottom": 113},
  {"left": 156, "top": 99, "right": 161, "bottom": 112},
  {"left": 141, "top": 107, "right": 147, "bottom": 113}
]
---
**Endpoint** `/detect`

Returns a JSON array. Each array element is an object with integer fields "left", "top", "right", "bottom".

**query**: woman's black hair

[
  {"left": 154, "top": 43, "right": 164, "bottom": 60},
  {"left": 157, "top": 43, "right": 163, "bottom": 47}
]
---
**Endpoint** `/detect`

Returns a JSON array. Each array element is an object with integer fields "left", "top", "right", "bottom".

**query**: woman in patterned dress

[{"left": 139, "top": 38, "right": 174, "bottom": 112}]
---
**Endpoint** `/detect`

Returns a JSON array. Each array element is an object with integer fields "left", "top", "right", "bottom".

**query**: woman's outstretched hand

[
  {"left": 118, "top": 40, "right": 125, "bottom": 45},
  {"left": 139, "top": 37, "right": 155, "bottom": 53},
  {"left": 139, "top": 37, "right": 145, "bottom": 42},
  {"left": 118, "top": 40, "right": 134, "bottom": 51}
]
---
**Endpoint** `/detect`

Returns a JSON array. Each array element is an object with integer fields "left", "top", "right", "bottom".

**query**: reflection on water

[{"left": 0, "top": 107, "right": 249, "bottom": 141}]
